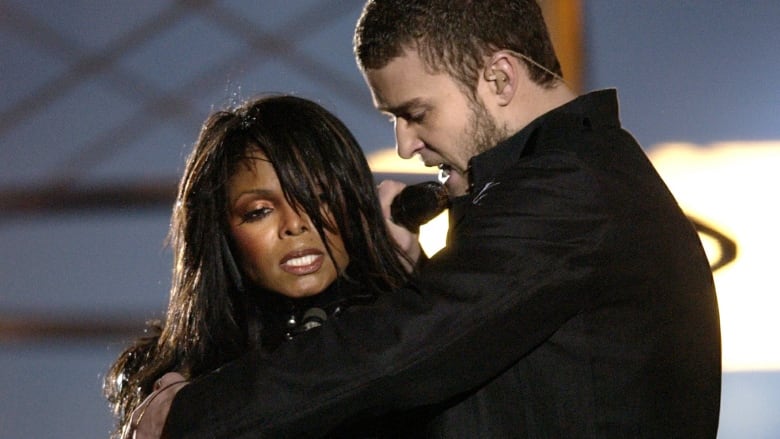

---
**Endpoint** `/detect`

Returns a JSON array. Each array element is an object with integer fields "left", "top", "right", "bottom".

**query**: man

[{"left": 142, "top": 1, "right": 722, "bottom": 437}]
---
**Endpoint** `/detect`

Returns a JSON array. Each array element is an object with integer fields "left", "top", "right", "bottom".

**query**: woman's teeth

[{"left": 285, "top": 255, "right": 318, "bottom": 267}]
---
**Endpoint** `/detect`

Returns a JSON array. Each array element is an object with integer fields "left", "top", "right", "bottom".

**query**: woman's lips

[{"left": 280, "top": 249, "right": 324, "bottom": 275}]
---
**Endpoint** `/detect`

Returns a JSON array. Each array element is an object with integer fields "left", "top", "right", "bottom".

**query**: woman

[{"left": 104, "top": 95, "right": 413, "bottom": 437}]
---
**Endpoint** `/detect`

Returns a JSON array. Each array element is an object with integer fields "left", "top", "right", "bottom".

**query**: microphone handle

[{"left": 390, "top": 181, "right": 449, "bottom": 233}]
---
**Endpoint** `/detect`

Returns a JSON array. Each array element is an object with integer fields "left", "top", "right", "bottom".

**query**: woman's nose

[{"left": 280, "top": 206, "right": 309, "bottom": 237}]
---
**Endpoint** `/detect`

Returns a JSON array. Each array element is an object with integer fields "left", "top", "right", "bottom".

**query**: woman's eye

[{"left": 241, "top": 207, "right": 272, "bottom": 222}]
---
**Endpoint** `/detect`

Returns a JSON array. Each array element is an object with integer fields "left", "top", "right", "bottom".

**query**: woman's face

[{"left": 226, "top": 151, "right": 350, "bottom": 299}]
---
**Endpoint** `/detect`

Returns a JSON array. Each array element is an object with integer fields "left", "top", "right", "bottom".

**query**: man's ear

[
  {"left": 483, "top": 53, "right": 516, "bottom": 101},
  {"left": 492, "top": 70, "right": 509, "bottom": 94}
]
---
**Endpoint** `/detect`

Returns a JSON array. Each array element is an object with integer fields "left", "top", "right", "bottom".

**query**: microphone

[
  {"left": 285, "top": 307, "right": 328, "bottom": 340},
  {"left": 299, "top": 307, "right": 327, "bottom": 332},
  {"left": 390, "top": 181, "right": 450, "bottom": 233}
]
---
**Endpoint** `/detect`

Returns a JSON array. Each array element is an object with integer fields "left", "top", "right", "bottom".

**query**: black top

[
  {"left": 257, "top": 275, "right": 370, "bottom": 351},
  {"left": 164, "top": 90, "right": 721, "bottom": 438}
]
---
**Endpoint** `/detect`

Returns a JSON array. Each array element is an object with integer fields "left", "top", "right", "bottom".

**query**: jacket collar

[
  {"left": 469, "top": 89, "right": 620, "bottom": 192},
  {"left": 449, "top": 89, "right": 621, "bottom": 227}
]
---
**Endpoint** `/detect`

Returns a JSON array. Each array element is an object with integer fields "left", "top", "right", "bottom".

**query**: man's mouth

[{"left": 438, "top": 164, "right": 451, "bottom": 184}]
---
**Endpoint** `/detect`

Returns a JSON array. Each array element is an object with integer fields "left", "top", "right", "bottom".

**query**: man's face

[{"left": 365, "top": 48, "right": 508, "bottom": 196}]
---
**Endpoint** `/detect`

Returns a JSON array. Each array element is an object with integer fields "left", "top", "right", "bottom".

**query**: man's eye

[
  {"left": 242, "top": 207, "right": 272, "bottom": 222},
  {"left": 407, "top": 111, "right": 425, "bottom": 123}
]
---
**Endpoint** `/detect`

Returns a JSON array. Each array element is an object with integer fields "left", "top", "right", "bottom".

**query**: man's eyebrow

[{"left": 378, "top": 98, "right": 425, "bottom": 115}]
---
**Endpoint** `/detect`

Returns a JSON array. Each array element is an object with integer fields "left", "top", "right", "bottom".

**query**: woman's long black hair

[{"left": 104, "top": 95, "right": 411, "bottom": 435}]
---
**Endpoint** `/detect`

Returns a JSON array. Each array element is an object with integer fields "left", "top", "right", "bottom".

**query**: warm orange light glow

[
  {"left": 649, "top": 141, "right": 780, "bottom": 372},
  {"left": 369, "top": 142, "right": 780, "bottom": 372},
  {"left": 418, "top": 210, "right": 449, "bottom": 256},
  {"left": 367, "top": 148, "right": 437, "bottom": 174}
]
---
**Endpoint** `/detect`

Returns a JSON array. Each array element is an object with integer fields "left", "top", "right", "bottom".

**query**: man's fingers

[{"left": 377, "top": 179, "right": 407, "bottom": 218}]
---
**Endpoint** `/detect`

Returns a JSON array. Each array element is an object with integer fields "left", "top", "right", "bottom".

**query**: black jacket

[
  {"left": 256, "top": 278, "right": 418, "bottom": 438},
  {"left": 164, "top": 90, "right": 721, "bottom": 438}
]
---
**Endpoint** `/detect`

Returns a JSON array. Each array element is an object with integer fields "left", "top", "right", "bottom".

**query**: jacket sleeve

[{"left": 163, "top": 155, "right": 607, "bottom": 438}]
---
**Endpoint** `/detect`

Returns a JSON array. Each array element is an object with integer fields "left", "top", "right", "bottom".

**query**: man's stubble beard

[{"left": 463, "top": 97, "right": 510, "bottom": 160}]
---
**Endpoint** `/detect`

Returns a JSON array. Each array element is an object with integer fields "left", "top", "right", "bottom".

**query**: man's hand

[
  {"left": 122, "top": 372, "right": 188, "bottom": 439},
  {"left": 377, "top": 179, "right": 422, "bottom": 271}
]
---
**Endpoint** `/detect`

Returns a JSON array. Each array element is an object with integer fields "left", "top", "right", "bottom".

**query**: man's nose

[{"left": 395, "top": 119, "right": 424, "bottom": 159}]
